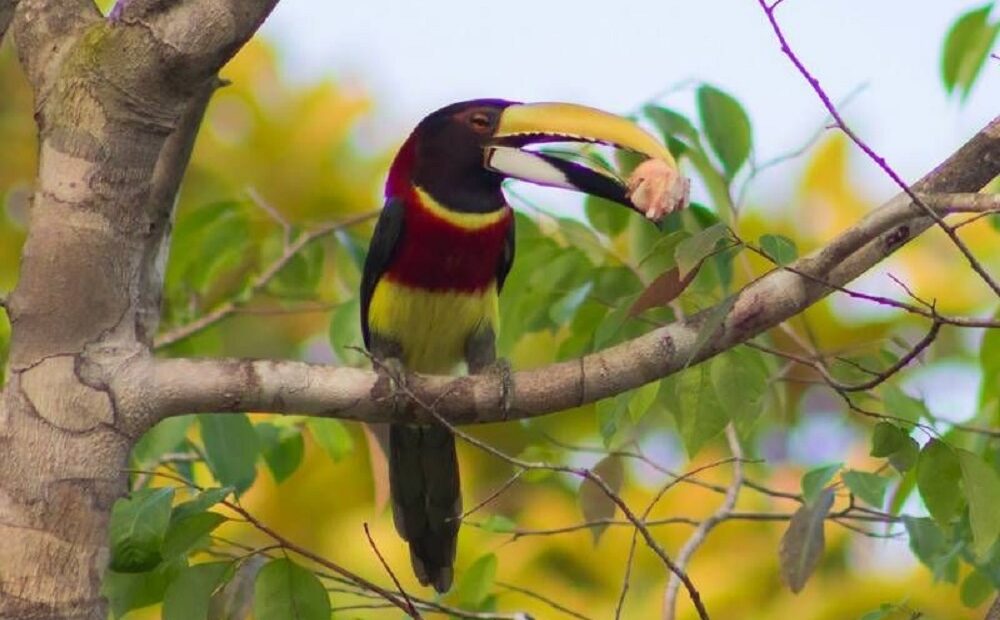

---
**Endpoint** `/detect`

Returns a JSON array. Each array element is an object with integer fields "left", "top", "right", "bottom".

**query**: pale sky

[{"left": 262, "top": 0, "right": 998, "bottom": 203}]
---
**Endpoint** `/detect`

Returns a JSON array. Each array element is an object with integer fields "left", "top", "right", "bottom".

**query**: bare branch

[
  {"left": 113, "top": 0, "right": 280, "bottom": 83},
  {"left": 362, "top": 523, "right": 421, "bottom": 619},
  {"left": 921, "top": 192, "right": 1000, "bottom": 214},
  {"left": 663, "top": 427, "right": 743, "bottom": 620},
  {"left": 986, "top": 594, "right": 1000, "bottom": 620},
  {"left": 496, "top": 581, "right": 594, "bottom": 620},
  {"left": 758, "top": 0, "right": 1000, "bottom": 298}
]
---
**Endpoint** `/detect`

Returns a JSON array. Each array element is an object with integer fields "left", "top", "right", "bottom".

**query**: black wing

[
  {"left": 360, "top": 198, "right": 406, "bottom": 348},
  {"left": 496, "top": 217, "right": 515, "bottom": 292}
]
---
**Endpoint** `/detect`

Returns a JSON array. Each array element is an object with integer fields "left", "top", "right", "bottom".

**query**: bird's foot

[
  {"left": 376, "top": 356, "right": 410, "bottom": 415},
  {"left": 486, "top": 358, "right": 514, "bottom": 420}
]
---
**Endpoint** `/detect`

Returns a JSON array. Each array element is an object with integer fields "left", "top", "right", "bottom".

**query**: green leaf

[
  {"left": 780, "top": 487, "right": 834, "bottom": 593},
  {"left": 889, "top": 468, "right": 917, "bottom": 515},
  {"left": 627, "top": 380, "right": 661, "bottom": 423},
  {"left": 480, "top": 514, "right": 517, "bottom": 533},
  {"left": 858, "top": 604, "right": 896, "bottom": 620},
  {"left": 328, "top": 296, "right": 363, "bottom": 366},
  {"left": 109, "top": 487, "right": 175, "bottom": 572},
  {"left": 270, "top": 238, "right": 324, "bottom": 298},
  {"left": 696, "top": 84, "right": 753, "bottom": 180},
  {"left": 254, "top": 558, "right": 330, "bottom": 620},
  {"left": 917, "top": 439, "right": 963, "bottom": 525},
  {"left": 941, "top": 4, "right": 1000, "bottom": 100},
  {"left": 882, "top": 385, "right": 929, "bottom": 423},
  {"left": 960, "top": 569, "right": 995, "bottom": 607},
  {"left": 307, "top": 418, "right": 355, "bottom": 462},
  {"left": 456, "top": 553, "right": 498, "bottom": 609},
  {"left": 585, "top": 194, "right": 631, "bottom": 237},
  {"left": 982, "top": 316, "right": 1000, "bottom": 409},
  {"left": 167, "top": 201, "right": 252, "bottom": 296},
  {"left": 102, "top": 561, "right": 183, "bottom": 619},
  {"left": 870, "top": 422, "right": 910, "bottom": 457},
  {"left": 643, "top": 105, "right": 702, "bottom": 145},
  {"left": 256, "top": 422, "right": 304, "bottom": 483},
  {"left": 162, "top": 512, "right": 227, "bottom": 561},
  {"left": 889, "top": 436, "right": 920, "bottom": 473},
  {"left": 711, "top": 346, "right": 769, "bottom": 438},
  {"left": 758, "top": 234, "right": 798, "bottom": 266},
  {"left": 132, "top": 416, "right": 194, "bottom": 467},
  {"left": 171, "top": 487, "right": 233, "bottom": 522},
  {"left": 842, "top": 470, "right": 889, "bottom": 508},
  {"left": 688, "top": 295, "right": 737, "bottom": 365},
  {"left": 163, "top": 561, "right": 233, "bottom": 620},
  {"left": 199, "top": 414, "right": 259, "bottom": 494},
  {"left": 517, "top": 445, "right": 558, "bottom": 483},
  {"left": 675, "top": 223, "right": 729, "bottom": 279},
  {"left": 903, "top": 516, "right": 960, "bottom": 582},
  {"left": 596, "top": 393, "right": 630, "bottom": 447},
  {"left": 957, "top": 449, "right": 1000, "bottom": 557},
  {"left": 578, "top": 456, "right": 625, "bottom": 544},
  {"left": 801, "top": 463, "right": 842, "bottom": 505},
  {"left": 672, "top": 363, "right": 729, "bottom": 456}
]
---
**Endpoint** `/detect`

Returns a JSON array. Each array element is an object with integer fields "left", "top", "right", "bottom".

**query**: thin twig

[
  {"left": 246, "top": 187, "right": 292, "bottom": 246},
  {"left": 759, "top": 0, "right": 1000, "bottom": 298},
  {"left": 363, "top": 523, "right": 421, "bottom": 619},
  {"left": 154, "top": 210, "right": 377, "bottom": 349},
  {"left": 735, "top": 82, "right": 868, "bottom": 210},
  {"left": 495, "top": 581, "right": 594, "bottom": 620},
  {"left": 740, "top": 238, "right": 1000, "bottom": 329},
  {"left": 663, "top": 427, "right": 743, "bottom": 620},
  {"left": 615, "top": 456, "right": 739, "bottom": 619},
  {"left": 456, "top": 471, "right": 524, "bottom": 522}
]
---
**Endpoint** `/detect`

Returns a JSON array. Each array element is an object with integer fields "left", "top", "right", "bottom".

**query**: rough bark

[
  {"left": 0, "top": 1, "right": 276, "bottom": 618},
  {"left": 0, "top": 0, "right": 997, "bottom": 617}
]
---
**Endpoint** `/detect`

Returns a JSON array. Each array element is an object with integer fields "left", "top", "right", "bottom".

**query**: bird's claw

[
  {"left": 377, "top": 357, "right": 410, "bottom": 415},
  {"left": 489, "top": 358, "right": 514, "bottom": 420}
]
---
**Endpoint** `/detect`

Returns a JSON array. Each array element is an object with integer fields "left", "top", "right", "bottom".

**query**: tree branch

[
  {"left": 663, "top": 427, "right": 742, "bottom": 620},
  {"left": 758, "top": 0, "right": 1000, "bottom": 298},
  {"left": 113, "top": 0, "right": 280, "bottom": 84},
  {"left": 135, "top": 114, "right": 1000, "bottom": 429},
  {"left": 12, "top": 0, "right": 99, "bottom": 92},
  {"left": 0, "top": 0, "right": 15, "bottom": 43}
]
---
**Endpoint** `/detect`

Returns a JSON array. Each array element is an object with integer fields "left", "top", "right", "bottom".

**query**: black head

[
  {"left": 387, "top": 98, "right": 678, "bottom": 216},
  {"left": 407, "top": 99, "right": 519, "bottom": 214}
]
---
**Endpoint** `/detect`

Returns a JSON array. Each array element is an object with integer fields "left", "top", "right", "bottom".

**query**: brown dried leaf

[
  {"left": 578, "top": 456, "right": 625, "bottom": 545},
  {"left": 779, "top": 487, "right": 834, "bottom": 593},
  {"left": 629, "top": 266, "right": 697, "bottom": 316}
]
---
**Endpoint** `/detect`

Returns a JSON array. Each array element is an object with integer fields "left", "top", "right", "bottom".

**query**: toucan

[{"left": 360, "top": 99, "right": 680, "bottom": 592}]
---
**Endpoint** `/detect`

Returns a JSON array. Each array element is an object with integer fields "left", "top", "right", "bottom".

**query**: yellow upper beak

[{"left": 493, "top": 102, "right": 676, "bottom": 167}]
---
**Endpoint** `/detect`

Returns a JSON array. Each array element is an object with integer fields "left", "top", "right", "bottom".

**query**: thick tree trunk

[{"left": 0, "top": 1, "right": 273, "bottom": 616}]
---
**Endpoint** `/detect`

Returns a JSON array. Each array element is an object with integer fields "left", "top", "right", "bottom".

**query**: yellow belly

[{"left": 368, "top": 279, "right": 498, "bottom": 374}]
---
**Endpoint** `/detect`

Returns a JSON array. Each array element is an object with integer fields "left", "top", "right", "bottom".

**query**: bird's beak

[{"left": 484, "top": 102, "right": 684, "bottom": 216}]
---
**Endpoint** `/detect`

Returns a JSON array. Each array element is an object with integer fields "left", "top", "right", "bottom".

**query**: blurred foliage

[{"left": 0, "top": 7, "right": 999, "bottom": 619}]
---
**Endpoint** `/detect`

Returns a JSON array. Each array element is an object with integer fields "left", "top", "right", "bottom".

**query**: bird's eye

[{"left": 469, "top": 112, "right": 492, "bottom": 131}]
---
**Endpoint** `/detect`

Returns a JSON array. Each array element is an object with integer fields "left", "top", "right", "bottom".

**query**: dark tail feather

[{"left": 389, "top": 424, "right": 461, "bottom": 592}]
